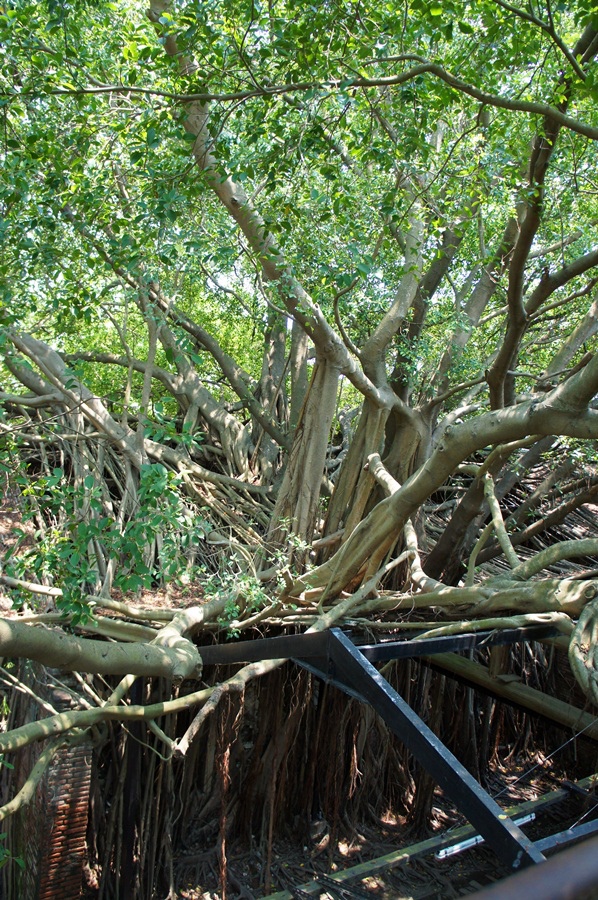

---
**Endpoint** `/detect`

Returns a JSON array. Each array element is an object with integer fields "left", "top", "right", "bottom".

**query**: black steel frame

[{"left": 199, "top": 622, "right": 591, "bottom": 870}]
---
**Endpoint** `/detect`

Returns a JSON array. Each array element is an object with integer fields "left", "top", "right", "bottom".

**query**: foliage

[
  {"left": 0, "top": 833, "right": 24, "bottom": 873},
  {"left": 1, "top": 3, "right": 598, "bottom": 889},
  {"left": 3, "top": 460, "right": 208, "bottom": 619}
]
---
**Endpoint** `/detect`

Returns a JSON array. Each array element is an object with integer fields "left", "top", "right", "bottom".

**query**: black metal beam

[
  {"left": 327, "top": 628, "right": 545, "bottom": 871},
  {"left": 198, "top": 631, "right": 331, "bottom": 667},
  {"left": 199, "top": 625, "right": 557, "bottom": 870},
  {"left": 535, "top": 818, "right": 598, "bottom": 854},
  {"left": 198, "top": 624, "right": 557, "bottom": 667},
  {"left": 357, "top": 624, "right": 557, "bottom": 662}
]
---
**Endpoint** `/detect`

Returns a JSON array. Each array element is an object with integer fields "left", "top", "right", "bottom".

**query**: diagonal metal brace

[{"left": 327, "top": 628, "right": 545, "bottom": 871}]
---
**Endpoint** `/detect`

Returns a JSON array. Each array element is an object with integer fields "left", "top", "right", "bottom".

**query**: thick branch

[
  {"left": 487, "top": 24, "right": 598, "bottom": 407},
  {"left": 377, "top": 576, "right": 598, "bottom": 618},
  {"left": 34, "top": 58, "right": 598, "bottom": 141},
  {"left": 511, "top": 539, "right": 598, "bottom": 581},
  {"left": 0, "top": 618, "right": 202, "bottom": 679},
  {"left": 297, "top": 380, "right": 598, "bottom": 596},
  {"left": 7, "top": 329, "right": 143, "bottom": 465}
]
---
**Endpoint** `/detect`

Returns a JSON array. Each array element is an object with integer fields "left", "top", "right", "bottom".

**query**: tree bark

[{"left": 266, "top": 357, "right": 339, "bottom": 559}]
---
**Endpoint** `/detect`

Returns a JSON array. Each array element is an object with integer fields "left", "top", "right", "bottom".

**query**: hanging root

[{"left": 569, "top": 597, "right": 598, "bottom": 705}]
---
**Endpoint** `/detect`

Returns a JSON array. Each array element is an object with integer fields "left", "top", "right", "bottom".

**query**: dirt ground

[
  {"left": 172, "top": 762, "right": 598, "bottom": 899},
  {"left": 175, "top": 837, "right": 512, "bottom": 899}
]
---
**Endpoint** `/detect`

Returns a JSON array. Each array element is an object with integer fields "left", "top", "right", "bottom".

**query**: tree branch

[
  {"left": 511, "top": 539, "right": 598, "bottom": 581},
  {"left": 0, "top": 617, "right": 202, "bottom": 679},
  {"left": 297, "top": 384, "right": 598, "bottom": 596},
  {"left": 25, "top": 56, "right": 598, "bottom": 141}
]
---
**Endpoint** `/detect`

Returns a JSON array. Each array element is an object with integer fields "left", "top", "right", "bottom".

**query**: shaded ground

[
  {"left": 173, "top": 761, "right": 598, "bottom": 899},
  {"left": 175, "top": 834, "right": 513, "bottom": 899}
]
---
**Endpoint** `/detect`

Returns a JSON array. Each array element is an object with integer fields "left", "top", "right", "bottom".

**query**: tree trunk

[
  {"left": 323, "top": 400, "right": 390, "bottom": 548},
  {"left": 266, "top": 357, "right": 339, "bottom": 562}
]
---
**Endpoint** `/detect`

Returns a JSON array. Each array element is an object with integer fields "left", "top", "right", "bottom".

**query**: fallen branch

[
  {"left": 511, "top": 539, "right": 598, "bottom": 580},
  {"left": 0, "top": 617, "right": 202, "bottom": 680},
  {"left": 376, "top": 577, "right": 598, "bottom": 617},
  {"left": 0, "top": 574, "right": 61, "bottom": 597},
  {"left": 414, "top": 612, "right": 574, "bottom": 641}
]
